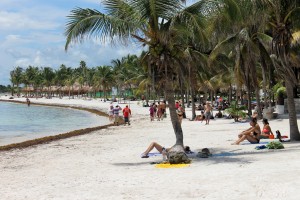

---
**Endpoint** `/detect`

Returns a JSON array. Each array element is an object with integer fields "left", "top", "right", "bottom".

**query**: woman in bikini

[
  {"left": 232, "top": 118, "right": 261, "bottom": 145},
  {"left": 260, "top": 118, "right": 274, "bottom": 139},
  {"left": 141, "top": 142, "right": 191, "bottom": 158}
]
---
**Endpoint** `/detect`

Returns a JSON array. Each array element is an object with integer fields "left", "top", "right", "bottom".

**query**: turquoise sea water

[{"left": 0, "top": 101, "right": 108, "bottom": 146}]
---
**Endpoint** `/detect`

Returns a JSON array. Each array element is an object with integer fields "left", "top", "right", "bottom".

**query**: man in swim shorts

[{"left": 204, "top": 101, "right": 212, "bottom": 125}]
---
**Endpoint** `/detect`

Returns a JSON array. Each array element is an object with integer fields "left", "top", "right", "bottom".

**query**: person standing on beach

[
  {"left": 149, "top": 104, "right": 155, "bottom": 121},
  {"left": 204, "top": 102, "right": 212, "bottom": 125},
  {"left": 108, "top": 105, "right": 114, "bottom": 121},
  {"left": 122, "top": 105, "right": 131, "bottom": 125},
  {"left": 175, "top": 101, "right": 179, "bottom": 109},
  {"left": 153, "top": 103, "right": 157, "bottom": 120},
  {"left": 157, "top": 102, "right": 163, "bottom": 121},
  {"left": 113, "top": 105, "right": 122, "bottom": 126},
  {"left": 177, "top": 104, "right": 184, "bottom": 124}
]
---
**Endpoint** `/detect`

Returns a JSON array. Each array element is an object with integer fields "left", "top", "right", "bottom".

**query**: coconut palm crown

[{"left": 65, "top": 0, "right": 211, "bottom": 150}]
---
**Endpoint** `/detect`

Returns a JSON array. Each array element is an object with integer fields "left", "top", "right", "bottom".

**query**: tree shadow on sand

[
  {"left": 111, "top": 144, "right": 300, "bottom": 167},
  {"left": 189, "top": 145, "right": 300, "bottom": 164}
]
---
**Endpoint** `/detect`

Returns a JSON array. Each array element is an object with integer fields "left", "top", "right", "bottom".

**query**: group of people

[
  {"left": 108, "top": 104, "right": 132, "bottom": 126},
  {"left": 232, "top": 118, "right": 274, "bottom": 145},
  {"left": 149, "top": 101, "right": 167, "bottom": 121}
]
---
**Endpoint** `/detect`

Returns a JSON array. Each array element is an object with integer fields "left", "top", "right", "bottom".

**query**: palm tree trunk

[
  {"left": 165, "top": 78, "right": 183, "bottom": 146},
  {"left": 191, "top": 86, "right": 196, "bottom": 120},
  {"left": 229, "top": 84, "right": 232, "bottom": 104},
  {"left": 285, "top": 79, "right": 300, "bottom": 141},
  {"left": 254, "top": 87, "right": 262, "bottom": 119}
]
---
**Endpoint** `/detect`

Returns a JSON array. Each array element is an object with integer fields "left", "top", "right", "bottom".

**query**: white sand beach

[{"left": 1, "top": 96, "right": 300, "bottom": 200}]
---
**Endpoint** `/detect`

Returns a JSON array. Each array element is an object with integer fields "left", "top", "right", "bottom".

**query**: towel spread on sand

[
  {"left": 155, "top": 163, "right": 190, "bottom": 168},
  {"left": 147, "top": 151, "right": 196, "bottom": 157}
]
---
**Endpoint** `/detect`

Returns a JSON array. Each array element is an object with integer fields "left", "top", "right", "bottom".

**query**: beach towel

[
  {"left": 241, "top": 141, "right": 269, "bottom": 145},
  {"left": 155, "top": 163, "right": 190, "bottom": 168},
  {"left": 145, "top": 151, "right": 196, "bottom": 157},
  {"left": 146, "top": 152, "right": 161, "bottom": 157}
]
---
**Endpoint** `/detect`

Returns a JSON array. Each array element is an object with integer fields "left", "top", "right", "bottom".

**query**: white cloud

[
  {"left": 0, "top": 0, "right": 145, "bottom": 85},
  {"left": 0, "top": 11, "right": 59, "bottom": 32}
]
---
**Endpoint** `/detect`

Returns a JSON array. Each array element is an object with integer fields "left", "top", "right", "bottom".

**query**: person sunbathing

[
  {"left": 141, "top": 142, "right": 191, "bottom": 158},
  {"left": 260, "top": 118, "right": 274, "bottom": 139},
  {"left": 231, "top": 118, "right": 261, "bottom": 145}
]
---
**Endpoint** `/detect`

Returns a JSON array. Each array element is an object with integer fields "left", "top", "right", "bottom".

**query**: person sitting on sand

[
  {"left": 141, "top": 142, "right": 191, "bottom": 158},
  {"left": 260, "top": 118, "right": 274, "bottom": 139},
  {"left": 232, "top": 118, "right": 261, "bottom": 145}
]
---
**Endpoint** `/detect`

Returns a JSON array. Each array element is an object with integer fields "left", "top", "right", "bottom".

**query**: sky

[{"left": 0, "top": 0, "right": 143, "bottom": 85}]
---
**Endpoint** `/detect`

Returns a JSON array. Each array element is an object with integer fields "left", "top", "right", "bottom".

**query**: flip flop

[{"left": 141, "top": 154, "right": 149, "bottom": 158}]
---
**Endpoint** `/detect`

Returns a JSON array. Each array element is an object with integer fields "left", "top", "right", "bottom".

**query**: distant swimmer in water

[{"left": 26, "top": 98, "right": 30, "bottom": 107}]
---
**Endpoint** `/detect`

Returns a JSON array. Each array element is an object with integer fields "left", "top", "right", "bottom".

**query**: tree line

[
  {"left": 8, "top": 0, "right": 300, "bottom": 152},
  {"left": 64, "top": 0, "right": 300, "bottom": 147}
]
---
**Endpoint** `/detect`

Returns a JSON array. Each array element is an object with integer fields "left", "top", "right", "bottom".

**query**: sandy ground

[{"left": 1, "top": 96, "right": 300, "bottom": 200}]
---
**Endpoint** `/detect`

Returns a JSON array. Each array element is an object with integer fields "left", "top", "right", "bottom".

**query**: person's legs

[
  {"left": 142, "top": 142, "right": 163, "bottom": 156},
  {"left": 124, "top": 117, "right": 129, "bottom": 125},
  {"left": 178, "top": 116, "right": 183, "bottom": 124},
  {"left": 232, "top": 135, "right": 247, "bottom": 145},
  {"left": 114, "top": 115, "right": 119, "bottom": 126},
  {"left": 245, "top": 135, "right": 259, "bottom": 144}
]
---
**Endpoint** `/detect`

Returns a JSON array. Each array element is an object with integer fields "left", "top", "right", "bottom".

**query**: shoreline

[{"left": 0, "top": 98, "right": 115, "bottom": 151}]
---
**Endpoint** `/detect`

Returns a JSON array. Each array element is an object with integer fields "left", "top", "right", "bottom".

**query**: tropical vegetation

[{"left": 7, "top": 1, "right": 300, "bottom": 153}]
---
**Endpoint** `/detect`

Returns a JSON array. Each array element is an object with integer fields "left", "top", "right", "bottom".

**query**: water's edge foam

[{"left": 0, "top": 99, "right": 119, "bottom": 151}]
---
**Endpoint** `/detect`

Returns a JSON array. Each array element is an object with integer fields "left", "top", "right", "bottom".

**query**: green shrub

[{"left": 225, "top": 101, "right": 247, "bottom": 122}]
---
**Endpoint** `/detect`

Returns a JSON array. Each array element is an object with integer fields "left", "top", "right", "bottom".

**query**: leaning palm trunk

[
  {"left": 165, "top": 78, "right": 184, "bottom": 147},
  {"left": 285, "top": 79, "right": 300, "bottom": 141}
]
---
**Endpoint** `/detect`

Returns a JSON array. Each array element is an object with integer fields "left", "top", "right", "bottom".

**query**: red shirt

[{"left": 123, "top": 107, "right": 131, "bottom": 117}]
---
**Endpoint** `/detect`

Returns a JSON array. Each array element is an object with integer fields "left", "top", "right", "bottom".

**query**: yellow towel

[{"left": 155, "top": 163, "right": 190, "bottom": 168}]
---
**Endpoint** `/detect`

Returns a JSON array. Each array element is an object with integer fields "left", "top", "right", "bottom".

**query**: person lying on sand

[
  {"left": 141, "top": 142, "right": 191, "bottom": 158},
  {"left": 232, "top": 118, "right": 261, "bottom": 145}
]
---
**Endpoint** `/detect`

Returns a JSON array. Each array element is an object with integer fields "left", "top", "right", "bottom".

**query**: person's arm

[
  {"left": 241, "top": 127, "right": 255, "bottom": 135},
  {"left": 267, "top": 125, "right": 274, "bottom": 135}
]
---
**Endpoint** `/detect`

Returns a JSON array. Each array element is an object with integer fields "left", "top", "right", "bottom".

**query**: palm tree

[
  {"left": 24, "top": 66, "right": 39, "bottom": 97},
  {"left": 265, "top": 0, "right": 300, "bottom": 140},
  {"left": 42, "top": 67, "right": 55, "bottom": 98},
  {"left": 94, "top": 65, "right": 114, "bottom": 99},
  {"left": 208, "top": 0, "right": 273, "bottom": 118},
  {"left": 65, "top": 0, "right": 210, "bottom": 155},
  {"left": 10, "top": 67, "right": 23, "bottom": 97},
  {"left": 55, "top": 64, "right": 69, "bottom": 98}
]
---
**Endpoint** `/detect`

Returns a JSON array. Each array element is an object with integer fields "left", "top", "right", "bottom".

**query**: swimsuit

[
  {"left": 205, "top": 111, "right": 211, "bottom": 118},
  {"left": 251, "top": 131, "right": 260, "bottom": 143}
]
